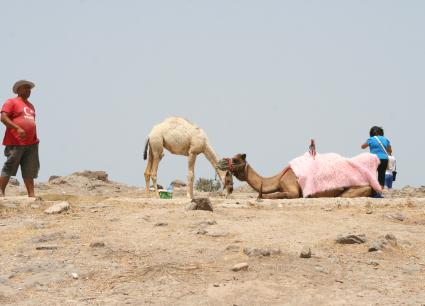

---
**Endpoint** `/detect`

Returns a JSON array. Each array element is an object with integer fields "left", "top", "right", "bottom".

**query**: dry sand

[{"left": 1, "top": 173, "right": 425, "bottom": 305}]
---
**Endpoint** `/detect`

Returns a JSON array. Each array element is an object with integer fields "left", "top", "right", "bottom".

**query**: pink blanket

[{"left": 289, "top": 152, "right": 382, "bottom": 197}]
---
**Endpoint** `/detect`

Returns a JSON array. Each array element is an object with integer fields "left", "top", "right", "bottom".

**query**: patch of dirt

[{"left": 0, "top": 174, "right": 425, "bottom": 305}]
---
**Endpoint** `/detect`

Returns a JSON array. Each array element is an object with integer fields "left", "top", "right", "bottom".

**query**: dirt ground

[{"left": 1, "top": 173, "right": 425, "bottom": 306}]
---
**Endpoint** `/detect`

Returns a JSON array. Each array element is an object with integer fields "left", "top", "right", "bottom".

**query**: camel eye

[{"left": 232, "top": 158, "right": 238, "bottom": 164}]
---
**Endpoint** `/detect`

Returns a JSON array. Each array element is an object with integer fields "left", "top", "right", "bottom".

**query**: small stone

[
  {"left": 207, "top": 231, "right": 229, "bottom": 238},
  {"left": 336, "top": 234, "right": 367, "bottom": 244},
  {"left": 213, "top": 283, "right": 220, "bottom": 287},
  {"left": 385, "top": 233, "right": 397, "bottom": 242},
  {"left": 90, "top": 242, "right": 105, "bottom": 248},
  {"left": 198, "top": 220, "right": 217, "bottom": 226},
  {"left": 386, "top": 213, "right": 405, "bottom": 221},
  {"left": 368, "top": 239, "right": 387, "bottom": 252},
  {"left": 367, "top": 260, "right": 380, "bottom": 266},
  {"left": 243, "top": 247, "right": 281, "bottom": 257},
  {"left": 300, "top": 247, "right": 312, "bottom": 258},
  {"left": 71, "top": 273, "right": 79, "bottom": 279},
  {"left": 365, "top": 210, "right": 373, "bottom": 214},
  {"left": 36, "top": 246, "right": 58, "bottom": 250},
  {"left": 226, "top": 245, "right": 240, "bottom": 252},
  {"left": 154, "top": 222, "right": 168, "bottom": 227},
  {"left": 232, "top": 263, "right": 249, "bottom": 272},
  {"left": 44, "top": 201, "right": 70, "bottom": 214},
  {"left": 196, "top": 229, "right": 208, "bottom": 235}
]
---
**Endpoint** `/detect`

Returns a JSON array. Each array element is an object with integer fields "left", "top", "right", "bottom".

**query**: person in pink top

[{"left": 0, "top": 80, "right": 40, "bottom": 197}]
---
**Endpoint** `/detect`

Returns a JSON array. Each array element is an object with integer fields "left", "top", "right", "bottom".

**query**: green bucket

[{"left": 159, "top": 190, "right": 173, "bottom": 199}]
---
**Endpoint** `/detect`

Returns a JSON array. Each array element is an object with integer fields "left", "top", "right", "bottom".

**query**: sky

[{"left": 1, "top": 1, "right": 424, "bottom": 188}]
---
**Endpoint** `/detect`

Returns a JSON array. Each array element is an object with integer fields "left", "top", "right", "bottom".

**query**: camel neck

[{"left": 244, "top": 164, "right": 282, "bottom": 194}]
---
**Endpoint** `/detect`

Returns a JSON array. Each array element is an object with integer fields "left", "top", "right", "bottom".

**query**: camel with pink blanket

[{"left": 217, "top": 152, "right": 382, "bottom": 199}]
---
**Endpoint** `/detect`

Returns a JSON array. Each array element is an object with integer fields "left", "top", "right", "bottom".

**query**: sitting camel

[
  {"left": 144, "top": 117, "right": 233, "bottom": 199},
  {"left": 218, "top": 153, "right": 381, "bottom": 199}
]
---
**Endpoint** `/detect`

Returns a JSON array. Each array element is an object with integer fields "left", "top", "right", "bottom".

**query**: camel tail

[{"left": 143, "top": 139, "right": 150, "bottom": 160}]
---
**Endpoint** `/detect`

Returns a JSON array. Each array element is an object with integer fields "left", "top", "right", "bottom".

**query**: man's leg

[
  {"left": 0, "top": 176, "right": 10, "bottom": 196},
  {"left": 1, "top": 146, "right": 22, "bottom": 196},
  {"left": 23, "top": 178, "right": 35, "bottom": 197},
  {"left": 20, "top": 144, "right": 39, "bottom": 197}
]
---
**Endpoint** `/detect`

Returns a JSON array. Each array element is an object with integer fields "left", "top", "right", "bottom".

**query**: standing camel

[
  {"left": 218, "top": 153, "right": 381, "bottom": 199},
  {"left": 143, "top": 117, "right": 233, "bottom": 199}
]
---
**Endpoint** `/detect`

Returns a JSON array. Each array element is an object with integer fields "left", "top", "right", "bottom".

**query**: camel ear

[{"left": 241, "top": 154, "right": 246, "bottom": 160}]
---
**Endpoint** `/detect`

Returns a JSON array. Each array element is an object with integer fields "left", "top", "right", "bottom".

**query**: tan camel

[
  {"left": 143, "top": 117, "right": 233, "bottom": 199},
  {"left": 218, "top": 153, "right": 375, "bottom": 199}
]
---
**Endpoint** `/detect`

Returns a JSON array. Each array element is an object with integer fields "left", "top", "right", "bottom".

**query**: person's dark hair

[{"left": 369, "top": 126, "right": 384, "bottom": 137}]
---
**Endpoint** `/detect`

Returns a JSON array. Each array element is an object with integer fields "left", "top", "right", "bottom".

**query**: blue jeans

[{"left": 385, "top": 173, "right": 393, "bottom": 189}]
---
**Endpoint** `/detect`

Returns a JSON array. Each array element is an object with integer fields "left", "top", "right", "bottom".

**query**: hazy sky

[{"left": 1, "top": 1, "right": 424, "bottom": 188}]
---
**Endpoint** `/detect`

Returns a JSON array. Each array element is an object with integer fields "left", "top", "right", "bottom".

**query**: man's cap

[{"left": 13, "top": 80, "right": 35, "bottom": 94}]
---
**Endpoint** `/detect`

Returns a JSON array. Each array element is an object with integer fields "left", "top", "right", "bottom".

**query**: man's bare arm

[{"left": 1, "top": 112, "right": 26, "bottom": 139}]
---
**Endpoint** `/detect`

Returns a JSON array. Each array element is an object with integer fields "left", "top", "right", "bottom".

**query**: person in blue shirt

[{"left": 361, "top": 126, "right": 392, "bottom": 189}]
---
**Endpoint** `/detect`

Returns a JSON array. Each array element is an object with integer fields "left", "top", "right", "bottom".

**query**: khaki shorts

[{"left": 1, "top": 143, "right": 40, "bottom": 178}]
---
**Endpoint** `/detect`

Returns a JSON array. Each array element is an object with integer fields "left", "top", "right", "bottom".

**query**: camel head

[
  {"left": 217, "top": 154, "right": 248, "bottom": 182},
  {"left": 215, "top": 169, "right": 234, "bottom": 195}
]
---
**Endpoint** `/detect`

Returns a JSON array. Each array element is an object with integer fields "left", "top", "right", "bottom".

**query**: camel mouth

[{"left": 216, "top": 158, "right": 230, "bottom": 171}]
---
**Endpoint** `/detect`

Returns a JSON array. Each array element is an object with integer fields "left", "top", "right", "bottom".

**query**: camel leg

[
  {"left": 260, "top": 191, "right": 300, "bottom": 199},
  {"left": 144, "top": 150, "right": 153, "bottom": 197},
  {"left": 187, "top": 153, "right": 197, "bottom": 199},
  {"left": 149, "top": 157, "right": 161, "bottom": 197},
  {"left": 261, "top": 169, "right": 301, "bottom": 199},
  {"left": 340, "top": 186, "right": 373, "bottom": 198}
]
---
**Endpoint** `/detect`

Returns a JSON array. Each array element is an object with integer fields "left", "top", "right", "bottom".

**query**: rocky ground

[{"left": 1, "top": 172, "right": 425, "bottom": 305}]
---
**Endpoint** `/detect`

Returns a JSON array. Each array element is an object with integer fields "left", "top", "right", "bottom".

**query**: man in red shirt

[{"left": 0, "top": 80, "right": 40, "bottom": 197}]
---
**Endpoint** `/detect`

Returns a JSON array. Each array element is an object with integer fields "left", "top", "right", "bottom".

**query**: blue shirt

[{"left": 367, "top": 136, "right": 390, "bottom": 160}]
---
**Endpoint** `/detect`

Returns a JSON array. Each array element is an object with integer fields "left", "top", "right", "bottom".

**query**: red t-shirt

[{"left": 1, "top": 97, "right": 39, "bottom": 145}]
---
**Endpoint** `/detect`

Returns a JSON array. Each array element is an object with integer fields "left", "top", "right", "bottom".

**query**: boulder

[
  {"left": 187, "top": 198, "right": 213, "bottom": 212},
  {"left": 336, "top": 234, "right": 367, "bottom": 244},
  {"left": 44, "top": 201, "right": 70, "bottom": 214},
  {"left": 73, "top": 171, "right": 108, "bottom": 182},
  {"left": 171, "top": 179, "right": 187, "bottom": 187}
]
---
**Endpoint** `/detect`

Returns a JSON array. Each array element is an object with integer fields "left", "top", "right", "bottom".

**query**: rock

[
  {"left": 368, "top": 238, "right": 388, "bottom": 252},
  {"left": 44, "top": 201, "right": 70, "bottom": 214},
  {"left": 368, "top": 234, "right": 398, "bottom": 252},
  {"left": 171, "top": 179, "right": 187, "bottom": 187},
  {"left": 226, "top": 245, "right": 240, "bottom": 252},
  {"left": 385, "top": 233, "right": 397, "bottom": 242},
  {"left": 187, "top": 198, "right": 213, "bottom": 212},
  {"left": 198, "top": 220, "right": 217, "bottom": 226},
  {"left": 386, "top": 212, "right": 405, "bottom": 221},
  {"left": 154, "top": 222, "right": 168, "bottom": 227},
  {"left": 73, "top": 170, "right": 109, "bottom": 182},
  {"left": 36, "top": 246, "right": 58, "bottom": 250},
  {"left": 336, "top": 234, "right": 367, "bottom": 244},
  {"left": 48, "top": 175, "right": 61, "bottom": 182},
  {"left": 196, "top": 229, "right": 208, "bottom": 235},
  {"left": 207, "top": 231, "right": 229, "bottom": 238},
  {"left": 367, "top": 260, "right": 380, "bottom": 266},
  {"left": 90, "top": 242, "right": 105, "bottom": 248},
  {"left": 71, "top": 273, "right": 79, "bottom": 279},
  {"left": 9, "top": 177, "right": 19, "bottom": 186},
  {"left": 232, "top": 262, "right": 249, "bottom": 272},
  {"left": 300, "top": 246, "right": 312, "bottom": 258},
  {"left": 31, "top": 231, "right": 64, "bottom": 243},
  {"left": 243, "top": 247, "right": 281, "bottom": 257}
]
